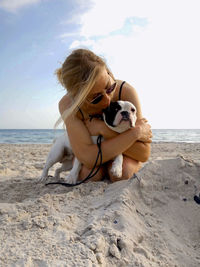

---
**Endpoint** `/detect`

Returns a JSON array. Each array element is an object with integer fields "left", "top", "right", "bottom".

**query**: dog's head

[{"left": 102, "top": 101, "right": 137, "bottom": 133}]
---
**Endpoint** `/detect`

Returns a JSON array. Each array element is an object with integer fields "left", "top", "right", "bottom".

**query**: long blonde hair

[{"left": 55, "top": 49, "right": 114, "bottom": 128}]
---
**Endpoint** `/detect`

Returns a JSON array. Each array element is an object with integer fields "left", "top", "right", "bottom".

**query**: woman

[{"left": 56, "top": 49, "right": 152, "bottom": 182}]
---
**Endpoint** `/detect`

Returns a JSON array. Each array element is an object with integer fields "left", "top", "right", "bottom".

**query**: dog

[{"left": 39, "top": 101, "right": 137, "bottom": 184}]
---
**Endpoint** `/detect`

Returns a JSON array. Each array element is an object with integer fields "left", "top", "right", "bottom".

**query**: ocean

[{"left": 0, "top": 129, "right": 200, "bottom": 144}]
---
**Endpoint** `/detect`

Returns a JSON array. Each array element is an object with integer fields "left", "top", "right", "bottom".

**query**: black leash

[{"left": 45, "top": 135, "right": 103, "bottom": 187}]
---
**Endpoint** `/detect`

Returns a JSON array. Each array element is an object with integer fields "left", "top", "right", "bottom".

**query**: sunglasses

[{"left": 89, "top": 82, "right": 117, "bottom": 104}]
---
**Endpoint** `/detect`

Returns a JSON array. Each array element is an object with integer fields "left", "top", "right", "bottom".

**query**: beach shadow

[
  {"left": 0, "top": 175, "right": 111, "bottom": 204},
  {"left": 0, "top": 176, "right": 76, "bottom": 203}
]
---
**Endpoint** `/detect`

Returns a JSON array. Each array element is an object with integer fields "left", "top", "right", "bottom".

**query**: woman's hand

[{"left": 135, "top": 118, "right": 152, "bottom": 143}]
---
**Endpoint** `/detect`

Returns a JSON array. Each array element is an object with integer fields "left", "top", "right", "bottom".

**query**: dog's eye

[{"left": 131, "top": 108, "right": 135, "bottom": 112}]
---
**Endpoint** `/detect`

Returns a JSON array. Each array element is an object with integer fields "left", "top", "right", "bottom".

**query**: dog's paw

[
  {"left": 64, "top": 173, "right": 78, "bottom": 184},
  {"left": 37, "top": 175, "right": 48, "bottom": 183},
  {"left": 110, "top": 164, "right": 122, "bottom": 178},
  {"left": 54, "top": 172, "right": 60, "bottom": 180}
]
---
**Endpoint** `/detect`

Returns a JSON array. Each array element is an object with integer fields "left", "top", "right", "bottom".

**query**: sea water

[{"left": 0, "top": 129, "right": 200, "bottom": 144}]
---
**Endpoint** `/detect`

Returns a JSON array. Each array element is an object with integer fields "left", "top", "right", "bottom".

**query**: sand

[{"left": 0, "top": 142, "right": 200, "bottom": 267}]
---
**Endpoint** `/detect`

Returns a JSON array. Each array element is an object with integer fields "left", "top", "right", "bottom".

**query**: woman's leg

[
  {"left": 78, "top": 164, "right": 106, "bottom": 182},
  {"left": 107, "top": 156, "right": 142, "bottom": 182}
]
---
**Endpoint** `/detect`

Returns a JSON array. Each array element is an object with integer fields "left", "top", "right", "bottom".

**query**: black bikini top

[{"left": 78, "top": 81, "right": 126, "bottom": 121}]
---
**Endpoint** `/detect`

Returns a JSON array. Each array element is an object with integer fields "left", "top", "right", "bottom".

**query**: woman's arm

[
  {"left": 123, "top": 141, "right": 151, "bottom": 162},
  {"left": 64, "top": 113, "right": 144, "bottom": 169},
  {"left": 118, "top": 81, "right": 152, "bottom": 162},
  {"left": 85, "top": 118, "right": 151, "bottom": 162}
]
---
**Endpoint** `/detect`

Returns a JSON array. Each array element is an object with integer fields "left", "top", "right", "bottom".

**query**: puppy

[{"left": 39, "top": 101, "right": 137, "bottom": 184}]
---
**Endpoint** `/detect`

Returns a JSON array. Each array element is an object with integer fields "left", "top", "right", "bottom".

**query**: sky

[{"left": 0, "top": 0, "right": 200, "bottom": 129}]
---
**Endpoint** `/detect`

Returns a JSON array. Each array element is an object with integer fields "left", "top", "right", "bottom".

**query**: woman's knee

[
  {"left": 78, "top": 164, "right": 106, "bottom": 182},
  {"left": 108, "top": 156, "right": 142, "bottom": 183}
]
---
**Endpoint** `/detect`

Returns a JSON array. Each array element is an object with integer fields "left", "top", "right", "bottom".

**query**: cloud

[
  {"left": 79, "top": 0, "right": 150, "bottom": 38},
  {"left": 58, "top": 32, "right": 81, "bottom": 44},
  {"left": 65, "top": 0, "right": 200, "bottom": 128},
  {"left": 59, "top": 0, "right": 148, "bottom": 44},
  {"left": 69, "top": 39, "right": 95, "bottom": 49},
  {"left": 0, "top": 0, "right": 41, "bottom": 13},
  {"left": 58, "top": 32, "right": 79, "bottom": 39}
]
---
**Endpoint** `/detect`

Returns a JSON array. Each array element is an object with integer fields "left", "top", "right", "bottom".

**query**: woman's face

[{"left": 82, "top": 68, "right": 116, "bottom": 114}]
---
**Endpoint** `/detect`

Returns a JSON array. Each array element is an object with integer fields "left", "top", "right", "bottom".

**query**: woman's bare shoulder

[
  {"left": 59, "top": 94, "right": 72, "bottom": 115},
  {"left": 114, "top": 80, "right": 138, "bottom": 101}
]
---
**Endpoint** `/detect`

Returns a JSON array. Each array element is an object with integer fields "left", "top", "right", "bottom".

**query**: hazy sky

[{"left": 0, "top": 0, "right": 199, "bottom": 129}]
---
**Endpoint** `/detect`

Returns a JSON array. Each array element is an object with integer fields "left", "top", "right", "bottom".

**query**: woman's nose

[{"left": 102, "top": 94, "right": 110, "bottom": 108}]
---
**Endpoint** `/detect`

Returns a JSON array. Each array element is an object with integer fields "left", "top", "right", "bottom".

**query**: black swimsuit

[
  {"left": 78, "top": 81, "right": 126, "bottom": 121},
  {"left": 118, "top": 81, "right": 126, "bottom": 101}
]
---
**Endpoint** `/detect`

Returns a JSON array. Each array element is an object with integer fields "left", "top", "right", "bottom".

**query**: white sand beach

[{"left": 0, "top": 143, "right": 200, "bottom": 267}]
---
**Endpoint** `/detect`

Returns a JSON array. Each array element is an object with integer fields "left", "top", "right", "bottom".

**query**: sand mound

[{"left": 0, "top": 151, "right": 200, "bottom": 266}]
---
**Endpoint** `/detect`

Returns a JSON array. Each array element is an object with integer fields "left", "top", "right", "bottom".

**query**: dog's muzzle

[
  {"left": 119, "top": 111, "right": 133, "bottom": 127},
  {"left": 121, "top": 111, "right": 129, "bottom": 120}
]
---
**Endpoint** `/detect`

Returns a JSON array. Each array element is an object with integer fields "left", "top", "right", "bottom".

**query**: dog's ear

[
  {"left": 102, "top": 102, "right": 115, "bottom": 113},
  {"left": 102, "top": 102, "right": 112, "bottom": 113},
  {"left": 102, "top": 106, "right": 109, "bottom": 113}
]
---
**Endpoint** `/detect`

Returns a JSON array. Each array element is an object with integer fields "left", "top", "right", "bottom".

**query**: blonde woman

[{"left": 57, "top": 49, "right": 152, "bottom": 183}]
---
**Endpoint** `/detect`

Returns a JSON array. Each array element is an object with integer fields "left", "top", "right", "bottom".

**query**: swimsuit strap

[
  {"left": 78, "top": 107, "right": 85, "bottom": 120},
  {"left": 118, "top": 81, "right": 126, "bottom": 100}
]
